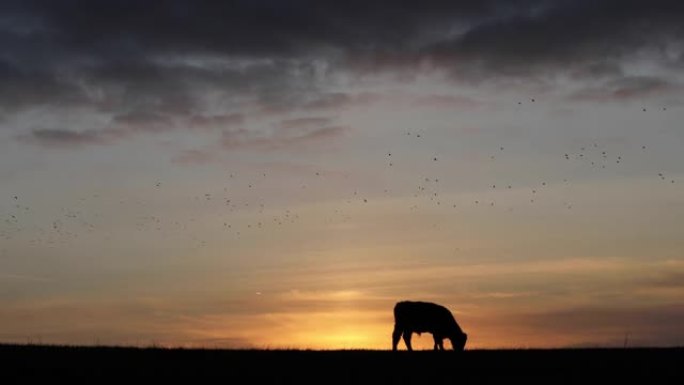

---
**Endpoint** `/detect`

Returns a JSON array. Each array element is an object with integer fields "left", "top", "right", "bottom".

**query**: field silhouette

[{"left": 2, "top": 344, "right": 681, "bottom": 384}]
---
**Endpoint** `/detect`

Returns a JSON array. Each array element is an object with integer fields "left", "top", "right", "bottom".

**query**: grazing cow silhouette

[{"left": 392, "top": 301, "right": 467, "bottom": 351}]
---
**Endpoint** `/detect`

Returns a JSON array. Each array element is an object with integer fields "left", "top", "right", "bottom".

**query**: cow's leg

[
  {"left": 433, "top": 334, "right": 444, "bottom": 350},
  {"left": 402, "top": 330, "right": 413, "bottom": 351},
  {"left": 392, "top": 324, "right": 402, "bottom": 351}
]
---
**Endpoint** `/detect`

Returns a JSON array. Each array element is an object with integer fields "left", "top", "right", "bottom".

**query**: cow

[{"left": 392, "top": 300, "right": 467, "bottom": 351}]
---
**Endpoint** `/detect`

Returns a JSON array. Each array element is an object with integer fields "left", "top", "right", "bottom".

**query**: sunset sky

[{"left": 1, "top": 0, "right": 683, "bottom": 349}]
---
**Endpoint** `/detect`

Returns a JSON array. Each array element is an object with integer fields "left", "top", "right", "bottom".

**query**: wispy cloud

[
  {"left": 112, "top": 111, "right": 174, "bottom": 133},
  {"left": 189, "top": 113, "right": 244, "bottom": 129},
  {"left": 0, "top": 273, "right": 54, "bottom": 283},
  {"left": 17, "top": 112, "right": 247, "bottom": 149},
  {"left": 171, "top": 149, "right": 217, "bottom": 165},
  {"left": 278, "top": 117, "right": 333, "bottom": 129},
  {"left": 411, "top": 94, "right": 483, "bottom": 109},
  {"left": 301, "top": 92, "right": 383, "bottom": 111},
  {"left": 221, "top": 125, "right": 350, "bottom": 151},
  {"left": 505, "top": 304, "right": 684, "bottom": 347},
  {"left": 18, "top": 128, "right": 113, "bottom": 148},
  {"left": 569, "top": 76, "right": 679, "bottom": 102}
]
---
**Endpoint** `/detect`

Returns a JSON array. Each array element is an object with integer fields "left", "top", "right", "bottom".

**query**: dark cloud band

[{"left": 3, "top": 0, "right": 683, "bottom": 147}]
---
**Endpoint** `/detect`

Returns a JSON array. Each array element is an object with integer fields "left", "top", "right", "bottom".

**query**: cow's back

[{"left": 394, "top": 301, "right": 458, "bottom": 334}]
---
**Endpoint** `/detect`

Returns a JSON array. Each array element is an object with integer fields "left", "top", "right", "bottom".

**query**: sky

[{"left": 1, "top": 0, "right": 683, "bottom": 349}]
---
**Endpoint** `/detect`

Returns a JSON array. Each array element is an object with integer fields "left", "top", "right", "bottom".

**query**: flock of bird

[{"left": 0, "top": 103, "right": 678, "bottom": 254}]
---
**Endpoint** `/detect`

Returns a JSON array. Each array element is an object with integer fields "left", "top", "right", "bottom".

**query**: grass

[{"left": 1, "top": 343, "right": 682, "bottom": 384}]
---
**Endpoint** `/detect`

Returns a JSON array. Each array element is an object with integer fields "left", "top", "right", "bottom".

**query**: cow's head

[{"left": 449, "top": 332, "right": 467, "bottom": 351}]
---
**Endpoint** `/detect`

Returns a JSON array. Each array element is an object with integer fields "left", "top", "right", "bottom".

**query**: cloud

[
  {"left": 18, "top": 119, "right": 175, "bottom": 149},
  {"left": 569, "top": 76, "right": 680, "bottom": 102},
  {"left": 17, "top": 112, "right": 246, "bottom": 149},
  {"left": 0, "top": 273, "right": 54, "bottom": 283},
  {"left": 171, "top": 149, "right": 217, "bottom": 165},
  {"left": 189, "top": 113, "right": 244, "bottom": 129},
  {"left": 18, "top": 128, "right": 112, "bottom": 147},
  {"left": 253, "top": 92, "right": 394, "bottom": 116},
  {"left": 167, "top": 116, "right": 344, "bottom": 163},
  {"left": 0, "top": 62, "right": 88, "bottom": 111},
  {"left": 4, "top": 0, "right": 684, "bottom": 149},
  {"left": 509, "top": 304, "right": 684, "bottom": 347},
  {"left": 278, "top": 117, "right": 333, "bottom": 130},
  {"left": 411, "top": 94, "right": 483, "bottom": 109},
  {"left": 430, "top": 1, "right": 684, "bottom": 78},
  {"left": 222, "top": 125, "right": 350, "bottom": 151},
  {"left": 301, "top": 92, "right": 383, "bottom": 111},
  {"left": 646, "top": 271, "right": 684, "bottom": 289},
  {"left": 4, "top": 1, "right": 683, "bottom": 88},
  {"left": 0, "top": 296, "right": 259, "bottom": 348},
  {"left": 113, "top": 110, "right": 174, "bottom": 133}
]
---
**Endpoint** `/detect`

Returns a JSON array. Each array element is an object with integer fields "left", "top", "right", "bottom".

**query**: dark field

[{"left": 1, "top": 344, "right": 681, "bottom": 384}]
